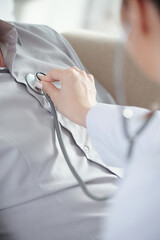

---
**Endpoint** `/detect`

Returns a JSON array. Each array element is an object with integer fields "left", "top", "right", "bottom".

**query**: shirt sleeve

[
  {"left": 101, "top": 110, "right": 160, "bottom": 240},
  {"left": 86, "top": 103, "right": 129, "bottom": 168},
  {"left": 87, "top": 104, "right": 160, "bottom": 240},
  {"left": 86, "top": 103, "right": 150, "bottom": 168}
]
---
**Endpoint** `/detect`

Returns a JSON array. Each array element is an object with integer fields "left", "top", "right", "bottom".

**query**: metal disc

[{"left": 25, "top": 73, "right": 44, "bottom": 95}]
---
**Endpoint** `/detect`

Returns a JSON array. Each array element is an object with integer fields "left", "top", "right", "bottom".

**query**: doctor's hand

[{"left": 37, "top": 67, "right": 97, "bottom": 127}]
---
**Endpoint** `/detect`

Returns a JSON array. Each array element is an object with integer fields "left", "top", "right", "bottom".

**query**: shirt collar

[
  {"left": 0, "top": 19, "right": 22, "bottom": 74},
  {"left": 0, "top": 19, "right": 22, "bottom": 46}
]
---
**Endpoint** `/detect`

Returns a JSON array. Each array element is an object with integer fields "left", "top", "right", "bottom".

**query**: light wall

[
  {"left": 14, "top": 0, "right": 89, "bottom": 32},
  {"left": 0, "top": 0, "right": 122, "bottom": 38},
  {"left": 86, "top": 0, "right": 122, "bottom": 38},
  {"left": 0, "top": 0, "right": 15, "bottom": 21}
]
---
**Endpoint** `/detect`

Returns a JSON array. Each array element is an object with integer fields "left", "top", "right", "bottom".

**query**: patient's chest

[{"left": 0, "top": 72, "right": 117, "bottom": 209}]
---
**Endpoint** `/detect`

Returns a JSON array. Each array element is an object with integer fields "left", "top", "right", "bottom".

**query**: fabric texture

[
  {"left": 86, "top": 103, "right": 160, "bottom": 240},
  {"left": 0, "top": 20, "right": 120, "bottom": 240}
]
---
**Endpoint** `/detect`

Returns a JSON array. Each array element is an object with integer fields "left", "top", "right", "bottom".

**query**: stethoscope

[
  {"left": 113, "top": 25, "right": 156, "bottom": 160},
  {"left": 24, "top": 24, "right": 157, "bottom": 202},
  {"left": 25, "top": 72, "right": 114, "bottom": 201},
  {"left": 25, "top": 71, "right": 156, "bottom": 201}
]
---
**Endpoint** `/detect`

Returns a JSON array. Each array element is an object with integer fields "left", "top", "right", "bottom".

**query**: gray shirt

[{"left": 0, "top": 20, "right": 121, "bottom": 240}]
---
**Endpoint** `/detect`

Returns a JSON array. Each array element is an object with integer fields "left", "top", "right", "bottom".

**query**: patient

[{"left": 0, "top": 19, "right": 122, "bottom": 240}]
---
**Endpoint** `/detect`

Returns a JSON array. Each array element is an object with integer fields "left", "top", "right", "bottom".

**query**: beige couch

[{"left": 63, "top": 30, "right": 160, "bottom": 109}]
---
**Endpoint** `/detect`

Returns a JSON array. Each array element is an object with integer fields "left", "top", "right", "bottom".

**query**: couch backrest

[{"left": 63, "top": 30, "right": 160, "bottom": 109}]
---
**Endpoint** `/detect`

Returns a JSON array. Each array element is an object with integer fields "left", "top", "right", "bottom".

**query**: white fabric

[{"left": 86, "top": 103, "right": 160, "bottom": 240}]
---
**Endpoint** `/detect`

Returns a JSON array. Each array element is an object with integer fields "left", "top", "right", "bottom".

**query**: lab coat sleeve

[
  {"left": 86, "top": 103, "right": 129, "bottom": 168},
  {"left": 87, "top": 104, "right": 160, "bottom": 240},
  {"left": 86, "top": 103, "right": 151, "bottom": 168},
  {"left": 102, "top": 111, "right": 160, "bottom": 240}
]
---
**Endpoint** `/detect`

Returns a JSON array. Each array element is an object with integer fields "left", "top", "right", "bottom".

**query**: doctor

[{"left": 37, "top": 0, "right": 160, "bottom": 239}]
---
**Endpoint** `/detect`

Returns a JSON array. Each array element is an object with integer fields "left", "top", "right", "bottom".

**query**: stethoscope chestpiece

[{"left": 25, "top": 72, "right": 46, "bottom": 95}]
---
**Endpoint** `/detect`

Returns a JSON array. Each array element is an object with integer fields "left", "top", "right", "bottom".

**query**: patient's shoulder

[{"left": 9, "top": 21, "right": 62, "bottom": 45}]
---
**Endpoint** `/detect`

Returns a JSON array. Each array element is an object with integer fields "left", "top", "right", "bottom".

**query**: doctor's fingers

[
  {"left": 71, "top": 66, "right": 80, "bottom": 72},
  {"left": 70, "top": 66, "right": 95, "bottom": 85},
  {"left": 71, "top": 66, "right": 87, "bottom": 75},
  {"left": 71, "top": 66, "right": 94, "bottom": 81},
  {"left": 37, "top": 81, "right": 60, "bottom": 103},
  {"left": 38, "top": 68, "right": 68, "bottom": 83},
  {"left": 39, "top": 68, "right": 81, "bottom": 83},
  {"left": 87, "top": 74, "right": 95, "bottom": 84}
]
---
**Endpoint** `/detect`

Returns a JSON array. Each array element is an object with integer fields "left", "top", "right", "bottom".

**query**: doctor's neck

[{"left": 0, "top": 49, "right": 6, "bottom": 67}]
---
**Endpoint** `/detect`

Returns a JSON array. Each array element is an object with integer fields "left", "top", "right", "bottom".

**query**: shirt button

[{"left": 83, "top": 145, "right": 90, "bottom": 153}]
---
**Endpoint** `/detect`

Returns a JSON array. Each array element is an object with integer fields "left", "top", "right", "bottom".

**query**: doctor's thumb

[{"left": 35, "top": 81, "right": 59, "bottom": 103}]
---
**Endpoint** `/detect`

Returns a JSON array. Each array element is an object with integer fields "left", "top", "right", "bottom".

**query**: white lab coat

[{"left": 86, "top": 103, "right": 160, "bottom": 240}]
